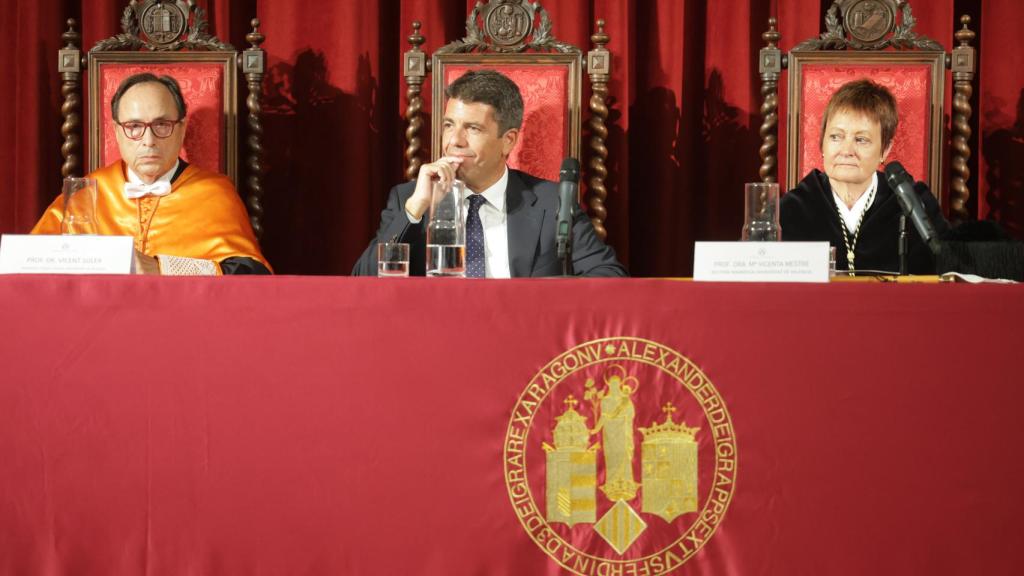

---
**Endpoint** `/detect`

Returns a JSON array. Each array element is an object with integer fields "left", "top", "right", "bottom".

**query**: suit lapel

[{"left": 506, "top": 170, "right": 544, "bottom": 277}]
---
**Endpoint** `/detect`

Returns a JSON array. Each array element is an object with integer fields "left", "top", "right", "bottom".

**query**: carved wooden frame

[
  {"left": 785, "top": 50, "right": 945, "bottom": 193},
  {"left": 429, "top": 52, "right": 582, "bottom": 166},
  {"left": 87, "top": 51, "right": 239, "bottom": 183}
]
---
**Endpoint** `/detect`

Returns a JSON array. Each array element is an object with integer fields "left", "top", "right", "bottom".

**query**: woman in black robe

[{"left": 780, "top": 79, "right": 948, "bottom": 274}]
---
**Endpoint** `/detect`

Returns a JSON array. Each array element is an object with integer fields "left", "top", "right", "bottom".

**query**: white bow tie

[{"left": 124, "top": 181, "right": 172, "bottom": 199}]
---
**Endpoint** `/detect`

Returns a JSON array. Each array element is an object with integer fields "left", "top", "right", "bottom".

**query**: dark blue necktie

[{"left": 466, "top": 194, "right": 487, "bottom": 278}]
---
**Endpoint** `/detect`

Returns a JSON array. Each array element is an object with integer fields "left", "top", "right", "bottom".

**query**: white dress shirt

[
  {"left": 832, "top": 172, "right": 878, "bottom": 233},
  {"left": 462, "top": 167, "right": 510, "bottom": 278}
]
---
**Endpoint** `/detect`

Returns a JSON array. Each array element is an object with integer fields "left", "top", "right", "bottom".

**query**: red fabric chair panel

[
  {"left": 444, "top": 64, "right": 569, "bottom": 182},
  {"left": 98, "top": 63, "right": 225, "bottom": 174},
  {"left": 799, "top": 64, "right": 932, "bottom": 185}
]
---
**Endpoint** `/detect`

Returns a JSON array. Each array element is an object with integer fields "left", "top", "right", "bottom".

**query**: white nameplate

[
  {"left": 694, "top": 241, "right": 830, "bottom": 283},
  {"left": 0, "top": 234, "right": 134, "bottom": 275}
]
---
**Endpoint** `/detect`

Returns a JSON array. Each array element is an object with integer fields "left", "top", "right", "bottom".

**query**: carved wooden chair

[
  {"left": 57, "top": 0, "right": 267, "bottom": 236},
  {"left": 402, "top": 0, "right": 613, "bottom": 239},
  {"left": 758, "top": 0, "right": 976, "bottom": 221}
]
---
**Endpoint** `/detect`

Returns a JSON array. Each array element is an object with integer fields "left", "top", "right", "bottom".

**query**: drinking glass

[
  {"left": 741, "top": 182, "right": 780, "bottom": 241},
  {"left": 377, "top": 242, "right": 410, "bottom": 277},
  {"left": 61, "top": 177, "right": 98, "bottom": 235},
  {"left": 426, "top": 179, "right": 466, "bottom": 277}
]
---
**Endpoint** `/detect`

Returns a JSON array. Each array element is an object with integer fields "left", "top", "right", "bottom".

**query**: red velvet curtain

[{"left": 1, "top": 0, "right": 1020, "bottom": 275}]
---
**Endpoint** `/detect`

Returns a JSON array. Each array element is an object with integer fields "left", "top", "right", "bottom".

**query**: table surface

[{"left": 2, "top": 275, "right": 1022, "bottom": 575}]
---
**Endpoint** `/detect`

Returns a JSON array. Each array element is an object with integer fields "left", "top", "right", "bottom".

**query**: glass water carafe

[{"left": 426, "top": 179, "right": 466, "bottom": 277}]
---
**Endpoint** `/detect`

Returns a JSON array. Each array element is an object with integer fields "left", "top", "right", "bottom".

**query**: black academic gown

[
  {"left": 780, "top": 169, "right": 948, "bottom": 274},
  {"left": 352, "top": 169, "right": 626, "bottom": 277}
]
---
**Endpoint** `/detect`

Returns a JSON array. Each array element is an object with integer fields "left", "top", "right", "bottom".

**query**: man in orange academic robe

[{"left": 32, "top": 72, "right": 269, "bottom": 275}]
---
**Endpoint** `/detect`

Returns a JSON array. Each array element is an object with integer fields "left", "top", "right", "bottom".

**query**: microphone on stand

[
  {"left": 557, "top": 158, "right": 580, "bottom": 275},
  {"left": 898, "top": 215, "right": 908, "bottom": 275},
  {"left": 884, "top": 161, "right": 941, "bottom": 255}
]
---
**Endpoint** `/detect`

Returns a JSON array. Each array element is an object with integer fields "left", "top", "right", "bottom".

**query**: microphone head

[
  {"left": 884, "top": 161, "right": 910, "bottom": 185},
  {"left": 559, "top": 157, "right": 580, "bottom": 182}
]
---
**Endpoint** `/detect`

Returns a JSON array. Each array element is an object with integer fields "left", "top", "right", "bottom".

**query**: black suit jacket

[
  {"left": 353, "top": 169, "right": 626, "bottom": 277},
  {"left": 780, "top": 169, "right": 949, "bottom": 274}
]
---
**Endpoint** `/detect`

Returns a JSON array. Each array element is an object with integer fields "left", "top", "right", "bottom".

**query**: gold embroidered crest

[{"left": 505, "top": 337, "right": 738, "bottom": 575}]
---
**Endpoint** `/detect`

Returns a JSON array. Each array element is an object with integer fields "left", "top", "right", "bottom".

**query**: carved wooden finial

[
  {"left": 763, "top": 17, "right": 780, "bottom": 47},
  {"left": 246, "top": 18, "right": 264, "bottom": 49},
  {"left": 63, "top": 19, "right": 80, "bottom": 48},
  {"left": 591, "top": 18, "right": 608, "bottom": 48},
  {"left": 955, "top": 15, "right": 975, "bottom": 47},
  {"left": 408, "top": 20, "right": 425, "bottom": 50}
]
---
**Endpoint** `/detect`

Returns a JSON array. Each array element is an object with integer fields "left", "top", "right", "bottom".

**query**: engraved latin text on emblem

[{"left": 505, "top": 337, "right": 738, "bottom": 576}]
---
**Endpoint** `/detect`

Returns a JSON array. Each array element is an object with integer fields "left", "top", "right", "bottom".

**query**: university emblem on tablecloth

[{"left": 504, "top": 337, "right": 737, "bottom": 575}]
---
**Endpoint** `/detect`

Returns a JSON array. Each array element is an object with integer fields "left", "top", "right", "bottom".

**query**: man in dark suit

[{"left": 352, "top": 70, "right": 625, "bottom": 277}]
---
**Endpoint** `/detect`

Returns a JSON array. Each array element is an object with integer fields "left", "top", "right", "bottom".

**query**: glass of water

[
  {"left": 377, "top": 242, "right": 410, "bottom": 277},
  {"left": 61, "top": 177, "right": 98, "bottom": 235},
  {"left": 426, "top": 179, "right": 466, "bottom": 277},
  {"left": 741, "top": 182, "right": 780, "bottom": 241}
]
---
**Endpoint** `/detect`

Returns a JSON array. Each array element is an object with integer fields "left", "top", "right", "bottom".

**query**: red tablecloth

[{"left": 1, "top": 276, "right": 1022, "bottom": 575}]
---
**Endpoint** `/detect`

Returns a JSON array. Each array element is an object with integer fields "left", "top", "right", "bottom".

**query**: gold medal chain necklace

[{"left": 834, "top": 184, "right": 876, "bottom": 271}]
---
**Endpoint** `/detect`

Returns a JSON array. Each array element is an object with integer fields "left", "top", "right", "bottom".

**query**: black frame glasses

[{"left": 116, "top": 119, "right": 182, "bottom": 140}]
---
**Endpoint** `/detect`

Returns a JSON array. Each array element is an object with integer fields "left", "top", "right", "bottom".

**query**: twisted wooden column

[
  {"left": 758, "top": 18, "right": 782, "bottom": 184},
  {"left": 403, "top": 22, "right": 427, "bottom": 181},
  {"left": 586, "top": 19, "right": 611, "bottom": 241},
  {"left": 58, "top": 19, "right": 82, "bottom": 178},
  {"left": 949, "top": 15, "right": 975, "bottom": 222},
  {"left": 242, "top": 19, "right": 266, "bottom": 237}
]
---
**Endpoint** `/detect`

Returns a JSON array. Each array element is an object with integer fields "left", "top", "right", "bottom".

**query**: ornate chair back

[
  {"left": 57, "top": 1, "right": 268, "bottom": 235},
  {"left": 402, "top": 0, "right": 613, "bottom": 239},
  {"left": 757, "top": 0, "right": 976, "bottom": 220}
]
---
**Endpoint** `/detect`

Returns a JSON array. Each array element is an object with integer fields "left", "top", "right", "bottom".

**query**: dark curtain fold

[{"left": 1, "top": 0, "right": 1020, "bottom": 276}]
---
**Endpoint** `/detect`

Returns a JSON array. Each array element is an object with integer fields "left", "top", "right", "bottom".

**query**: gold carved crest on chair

[
  {"left": 758, "top": 0, "right": 976, "bottom": 221},
  {"left": 403, "top": 0, "right": 613, "bottom": 240},
  {"left": 57, "top": 0, "right": 268, "bottom": 236}
]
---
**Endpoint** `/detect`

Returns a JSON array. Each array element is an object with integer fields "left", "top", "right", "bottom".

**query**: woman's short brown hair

[{"left": 820, "top": 79, "right": 898, "bottom": 151}]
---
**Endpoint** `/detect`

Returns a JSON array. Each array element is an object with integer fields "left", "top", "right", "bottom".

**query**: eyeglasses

[{"left": 116, "top": 119, "right": 181, "bottom": 140}]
